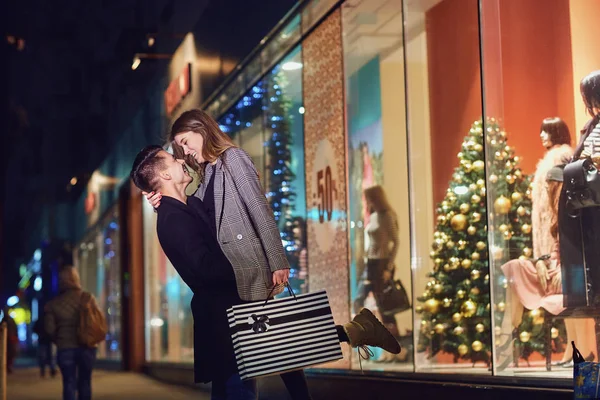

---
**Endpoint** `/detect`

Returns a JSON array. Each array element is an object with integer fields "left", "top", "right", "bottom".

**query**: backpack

[{"left": 77, "top": 291, "right": 108, "bottom": 348}]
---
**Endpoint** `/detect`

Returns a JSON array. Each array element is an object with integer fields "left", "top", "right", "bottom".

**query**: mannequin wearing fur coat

[{"left": 499, "top": 118, "right": 595, "bottom": 367}]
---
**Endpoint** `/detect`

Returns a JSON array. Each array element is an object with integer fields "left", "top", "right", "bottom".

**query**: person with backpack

[{"left": 44, "top": 266, "right": 107, "bottom": 400}]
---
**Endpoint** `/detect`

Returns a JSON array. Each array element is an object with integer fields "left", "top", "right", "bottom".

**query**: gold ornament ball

[
  {"left": 511, "top": 192, "right": 523, "bottom": 203},
  {"left": 472, "top": 340, "right": 483, "bottom": 352},
  {"left": 424, "top": 298, "right": 440, "bottom": 314},
  {"left": 452, "top": 312, "right": 462, "bottom": 323},
  {"left": 461, "top": 259, "right": 472, "bottom": 269},
  {"left": 434, "top": 324, "right": 445, "bottom": 334},
  {"left": 446, "top": 240, "right": 455, "bottom": 249},
  {"left": 503, "top": 230, "right": 513, "bottom": 240},
  {"left": 473, "top": 160, "right": 485, "bottom": 172},
  {"left": 495, "top": 327, "right": 502, "bottom": 336},
  {"left": 437, "top": 215, "right": 447, "bottom": 224},
  {"left": 444, "top": 264, "right": 451, "bottom": 272},
  {"left": 435, "top": 258, "right": 443, "bottom": 266},
  {"left": 521, "top": 224, "right": 532, "bottom": 234},
  {"left": 497, "top": 302, "right": 506, "bottom": 312},
  {"left": 551, "top": 327, "right": 559, "bottom": 339},
  {"left": 476, "top": 241, "right": 486, "bottom": 251},
  {"left": 476, "top": 323, "right": 485, "bottom": 333},
  {"left": 494, "top": 196, "right": 512, "bottom": 214},
  {"left": 471, "top": 269, "right": 481, "bottom": 280},
  {"left": 467, "top": 226, "right": 477, "bottom": 236},
  {"left": 472, "top": 212, "right": 482, "bottom": 222},
  {"left": 469, "top": 183, "right": 478, "bottom": 192},
  {"left": 453, "top": 326, "right": 464, "bottom": 335},
  {"left": 433, "top": 324, "right": 445, "bottom": 335},
  {"left": 459, "top": 203, "right": 470, "bottom": 214},
  {"left": 484, "top": 274, "right": 490, "bottom": 282},
  {"left": 434, "top": 284, "right": 443, "bottom": 294},
  {"left": 470, "top": 287, "right": 480, "bottom": 295},
  {"left": 519, "top": 331, "right": 531, "bottom": 343},
  {"left": 515, "top": 170, "right": 523, "bottom": 179},
  {"left": 458, "top": 240, "right": 467, "bottom": 250},
  {"left": 451, "top": 214, "right": 468, "bottom": 231},
  {"left": 461, "top": 300, "right": 477, "bottom": 317},
  {"left": 480, "top": 187, "right": 486, "bottom": 197},
  {"left": 464, "top": 163, "right": 473, "bottom": 172},
  {"left": 471, "top": 194, "right": 482, "bottom": 204},
  {"left": 506, "top": 175, "right": 516, "bottom": 184},
  {"left": 458, "top": 344, "right": 469, "bottom": 356},
  {"left": 443, "top": 298, "right": 452, "bottom": 308},
  {"left": 474, "top": 143, "right": 483, "bottom": 152},
  {"left": 476, "top": 179, "right": 485, "bottom": 187},
  {"left": 489, "top": 174, "right": 498, "bottom": 184},
  {"left": 517, "top": 206, "right": 526, "bottom": 217},
  {"left": 495, "top": 151, "right": 503, "bottom": 160},
  {"left": 471, "top": 252, "right": 480, "bottom": 261},
  {"left": 457, "top": 152, "right": 464, "bottom": 158},
  {"left": 457, "top": 290, "right": 466, "bottom": 299},
  {"left": 499, "top": 224, "right": 509, "bottom": 233},
  {"left": 523, "top": 247, "right": 533, "bottom": 258}
]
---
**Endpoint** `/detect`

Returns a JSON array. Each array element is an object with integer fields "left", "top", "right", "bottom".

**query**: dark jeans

[
  {"left": 211, "top": 370, "right": 312, "bottom": 400},
  {"left": 354, "top": 259, "right": 399, "bottom": 330},
  {"left": 38, "top": 342, "right": 56, "bottom": 376},
  {"left": 57, "top": 347, "right": 97, "bottom": 400}
]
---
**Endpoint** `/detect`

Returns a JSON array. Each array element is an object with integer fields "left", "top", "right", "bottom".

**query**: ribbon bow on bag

[{"left": 250, "top": 314, "right": 270, "bottom": 333}]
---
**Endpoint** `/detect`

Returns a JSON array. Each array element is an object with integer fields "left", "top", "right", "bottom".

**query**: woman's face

[
  {"left": 174, "top": 131, "right": 206, "bottom": 164},
  {"left": 540, "top": 130, "right": 552, "bottom": 149}
]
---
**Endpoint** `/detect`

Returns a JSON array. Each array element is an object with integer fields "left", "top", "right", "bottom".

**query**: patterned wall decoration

[{"left": 303, "top": 8, "right": 351, "bottom": 368}]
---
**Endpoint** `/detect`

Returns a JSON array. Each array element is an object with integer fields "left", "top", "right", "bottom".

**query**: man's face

[{"left": 159, "top": 150, "right": 192, "bottom": 186}]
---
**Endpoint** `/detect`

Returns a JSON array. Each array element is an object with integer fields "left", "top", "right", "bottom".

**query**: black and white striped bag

[{"left": 227, "top": 287, "right": 343, "bottom": 380}]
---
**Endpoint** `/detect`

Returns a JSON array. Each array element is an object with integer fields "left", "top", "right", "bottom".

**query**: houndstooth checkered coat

[{"left": 194, "top": 147, "right": 290, "bottom": 301}]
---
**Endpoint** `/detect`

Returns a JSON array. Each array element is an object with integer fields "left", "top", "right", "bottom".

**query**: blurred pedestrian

[
  {"left": 45, "top": 266, "right": 106, "bottom": 400},
  {"left": 33, "top": 314, "right": 56, "bottom": 377}
]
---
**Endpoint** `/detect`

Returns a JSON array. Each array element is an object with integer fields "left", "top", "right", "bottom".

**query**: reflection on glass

[
  {"left": 217, "top": 46, "right": 307, "bottom": 296},
  {"left": 343, "top": 0, "right": 412, "bottom": 371},
  {"left": 77, "top": 208, "right": 122, "bottom": 361},
  {"left": 403, "top": 0, "right": 490, "bottom": 374}
]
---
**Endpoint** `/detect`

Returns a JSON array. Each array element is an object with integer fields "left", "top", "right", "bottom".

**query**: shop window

[
  {"left": 342, "top": 0, "right": 412, "bottom": 371},
  {"left": 481, "top": 0, "right": 600, "bottom": 378},
  {"left": 77, "top": 207, "right": 122, "bottom": 361},
  {"left": 217, "top": 46, "right": 308, "bottom": 295}
]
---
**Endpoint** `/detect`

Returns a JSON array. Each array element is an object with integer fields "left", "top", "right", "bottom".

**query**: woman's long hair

[
  {"left": 169, "top": 109, "right": 236, "bottom": 180},
  {"left": 364, "top": 185, "right": 394, "bottom": 214},
  {"left": 548, "top": 180, "right": 562, "bottom": 242}
]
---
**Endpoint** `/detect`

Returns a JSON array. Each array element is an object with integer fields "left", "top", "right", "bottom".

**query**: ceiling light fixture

[
  {"left": 281, "top": 61, "right": 303, "bottom": 71},
  {"left": 132, "top": 56, "right": 141, "bottom": 70}
]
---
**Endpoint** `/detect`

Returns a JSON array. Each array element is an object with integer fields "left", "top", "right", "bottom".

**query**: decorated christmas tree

[{"left": 416, "top": 118, "right": 564, "bottom": 365}]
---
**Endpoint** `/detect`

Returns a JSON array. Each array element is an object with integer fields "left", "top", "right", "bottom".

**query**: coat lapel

[{"left": 212, "top": 159, "right": 226, "bottom": 241}]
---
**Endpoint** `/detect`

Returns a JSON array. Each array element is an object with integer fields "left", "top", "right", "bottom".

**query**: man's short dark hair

[{"left": 130, "top": 145, "right": 166, "bottom": 193}]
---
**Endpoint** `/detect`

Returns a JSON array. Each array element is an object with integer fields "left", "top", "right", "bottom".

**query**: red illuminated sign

[{"left": 164, "top": 63, "right": 192, "bottom": 116}]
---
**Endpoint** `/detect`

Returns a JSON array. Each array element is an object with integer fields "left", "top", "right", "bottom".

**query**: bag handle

[
  {"left": 263, "top": 281, "right": 296, "bottom": 307},
  {"left": 572, "top": 341, "right": 586, "bottom": 364}
]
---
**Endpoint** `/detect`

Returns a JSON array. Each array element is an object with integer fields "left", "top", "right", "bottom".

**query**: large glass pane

[
  {"left": 404, "top": 0, "right": 489, "bottom": 374},
  {"left": 342, "top": 0, "right": 412, "bottom": 371},
  {"left": 481, "top": 0, "right": 600, "bottom": 378},
  {"left": 217, "top": 46, "right": 307, "bottom": 295},
  {"left": 77, "top": 207, "right": 122, "bottom": 361},
  {"left": 143, "top": 199, "right": 194, "bottom": 363}
]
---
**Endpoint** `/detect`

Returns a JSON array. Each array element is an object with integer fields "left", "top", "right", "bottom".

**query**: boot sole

[{"left": 358, "top": 308, "right": 401, "bottom": 354}]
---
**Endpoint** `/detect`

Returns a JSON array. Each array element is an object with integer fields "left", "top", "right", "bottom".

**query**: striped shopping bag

[{"left": 227, "top": 286, "right": 343, "bottom": 380}]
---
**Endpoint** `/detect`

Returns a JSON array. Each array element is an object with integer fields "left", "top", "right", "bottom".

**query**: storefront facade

[{"left": 69, "top": 0, "right": 600, "bottom": 391}]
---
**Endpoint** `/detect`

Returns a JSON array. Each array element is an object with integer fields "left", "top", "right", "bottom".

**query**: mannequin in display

[{"left": 500, "top": 118, "right": 595, "bottom": 367}]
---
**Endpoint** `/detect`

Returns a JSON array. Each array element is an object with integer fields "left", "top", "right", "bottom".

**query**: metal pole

[{"left": 0, "top": 322, "right": 6, "bottom": 400}]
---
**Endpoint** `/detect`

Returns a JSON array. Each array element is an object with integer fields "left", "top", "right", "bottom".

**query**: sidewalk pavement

[{"left": 7, "top": 367, "right": 209, "bottom": 399}]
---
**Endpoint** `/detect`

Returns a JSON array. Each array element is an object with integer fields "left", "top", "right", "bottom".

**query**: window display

[
  {"left": 342, "top": 0, "right": 412, "bottom": 371},
  {"left": 76, "top": 207, "right": 122, "bottom": 360}
]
